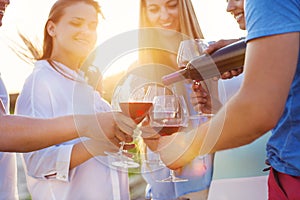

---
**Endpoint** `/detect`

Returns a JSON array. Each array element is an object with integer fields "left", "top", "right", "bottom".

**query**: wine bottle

[{"left": 162, "top": 39, "right": 246, "bottom": 85}]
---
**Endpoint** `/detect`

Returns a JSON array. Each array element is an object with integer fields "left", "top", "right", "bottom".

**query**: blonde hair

[{"left": 138, "top": 0, "right": 204, "bottom": 68}]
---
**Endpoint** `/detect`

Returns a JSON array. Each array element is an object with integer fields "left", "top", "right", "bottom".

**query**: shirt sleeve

[
  {"left": 246, "top": 0, "right": 300, "bottom": 41},
  {"left": 94, "top": 91, "right": 111, "bottom": 112},
  {"left": 16, "top": 70, "right": 75, "bottom": 182}
]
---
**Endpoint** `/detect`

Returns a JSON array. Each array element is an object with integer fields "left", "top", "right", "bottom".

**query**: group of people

[{"left": 0, "top": 0, "right": 299, "bottom": 200}]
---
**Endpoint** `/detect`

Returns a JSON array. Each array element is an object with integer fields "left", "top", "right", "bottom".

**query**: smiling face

[
  {"left": 226, "top": 0, "right": 245, "bottom": 30},
  {"left": 0, "top": 0, "right": 10, "bottom": 27},
  {"left": 144, "top": 0, "right": 180, "bottom": 32},
  {"left": 48, "top": 2, "right": 98, "bottom": 62}
]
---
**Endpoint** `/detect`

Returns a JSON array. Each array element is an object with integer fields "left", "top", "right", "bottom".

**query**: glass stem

[{"left": 170, "top": 170, "right": 175, "bottom": 180}]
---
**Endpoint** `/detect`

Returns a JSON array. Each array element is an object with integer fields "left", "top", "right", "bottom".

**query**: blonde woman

[{"left": 134, "top": 0, "right": 214, "bottom": 199}]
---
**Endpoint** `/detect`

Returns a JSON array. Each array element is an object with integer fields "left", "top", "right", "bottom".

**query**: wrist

[{"left": 71, "top": 115, "right": 89, "bottom": 138}]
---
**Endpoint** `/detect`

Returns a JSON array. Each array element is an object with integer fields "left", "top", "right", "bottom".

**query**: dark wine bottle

[{"left": 162, "top": 39, "right": 246, "bottom": 85}]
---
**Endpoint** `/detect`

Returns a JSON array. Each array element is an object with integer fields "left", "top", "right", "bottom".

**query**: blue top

[
  {"left": 142, "top": 82, "right": 214, "bottom": 200},
  {"left": 246, "top": 0, "right": 300, "bottom": 176},
  {"left": 143, "top": 149, "right": 213, "bottom": 200}
]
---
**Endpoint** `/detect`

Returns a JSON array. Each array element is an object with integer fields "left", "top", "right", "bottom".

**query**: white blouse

[
  {"left": 0, "top": 75, "right": 18, "bottom": 200},
  {"left": 16, "top": 60, "right": 130, "bottom": 200}
]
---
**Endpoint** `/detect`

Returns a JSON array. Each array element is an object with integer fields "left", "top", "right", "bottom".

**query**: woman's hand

[
  {"left": 76, "top": 112, "right": 134, "bottom": 148},
  {"left": 191, "top": 80, "right": 223, "bottom": 114},
  {"left": 205, "top": 39, "right": 244, "bottom": 79}
]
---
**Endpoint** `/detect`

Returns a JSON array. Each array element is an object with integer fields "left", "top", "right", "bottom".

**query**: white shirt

[
  {"left": 16, "top": 60, "right": 130, "bottom": 200},
  {"left": 0, "top": 75, "right": 18, "bottom": 200},
  {"left": 218, "top": 74, "right": 244, "bottom": 105}
]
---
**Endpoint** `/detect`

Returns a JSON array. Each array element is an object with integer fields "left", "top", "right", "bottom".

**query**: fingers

[
  {"left": 114, "top": 112, "right": 136, "bottom": 136},
  {"left": 192, "top": 104, "right": 202, "bottom": 113},
  {"left": 191, "top": 96, "right": 207, "bottom": 106},
  {"left": 123, "top": 143, "right": 135, "bottom": 151},
  {"left": 221, "top": 71, "right": 232, "bottom": 79},
  {"left": 140, "top": 125, "right": 160, "bottom": 139},
  {"left": 110, "top": 130, "right": 134, "bottom": 151},
  {"left": 192, "top": 84, "right": 208, "bottom": 96},
  {"left": 191, "top": 83, "right": 208, "bottom": 106},
  {"left": 205, "top": 39, "right": 240, "bottom": 55},
  {"left": 110, "top": 135, "right": 123, "bottom": 147},
  {"left": 221, "top": 68, "right": 243, "bottom": 79},
  {"left": 114, "top": 125, "right": 133, "bottom": 144},
  {"left": 212, "top": 76, "right": 220, "bottom": 81},
  {"left": 85, "top": 112, "right": 136, "bottom": 156}
]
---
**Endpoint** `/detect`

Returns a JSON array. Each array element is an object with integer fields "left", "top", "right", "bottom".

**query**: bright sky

[{"left": 0, "top": 0, "right": 245, "bottom": 94}]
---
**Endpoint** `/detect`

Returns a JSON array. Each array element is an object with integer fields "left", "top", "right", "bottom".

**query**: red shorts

[{"left": 268, "top": 167, "right": 300, "bottom": 200}]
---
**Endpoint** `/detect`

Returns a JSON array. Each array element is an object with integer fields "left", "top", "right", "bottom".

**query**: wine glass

[
  {"left": 177, "top": 39, "right": 214, "bottom": 117},
  {"left": 104, "top": 75, "right": 149, "bottom": 168},
  {"left": 177, "top": 39, "right": 208, "bottom": 68},
  {"left": 139, "top": 83, "right": 174, "bottom": 168},
  {"left": 150, "top": 95, "right": 189, "bottom": 182},
  {"left": 150, "top": 95, "right": 188, "bottom": 136},
  {"left": 107, "top": 76, "right": 171, "bottom": 168},
  {"left": 108, "top": 141, "right": 140, "bottom": 168}
]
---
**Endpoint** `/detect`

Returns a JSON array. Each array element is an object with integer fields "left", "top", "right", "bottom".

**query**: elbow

[
  {"left": 260, "top": 114, "right": 279, "bottom": 132},
  {"left": 246, "top": 99, "right": 282, "bottom": 136},
  {"left": 160, "top": 142, "right": 200, "bottom": 170},
  {"left": 251, "top": 109, "right": 277, "bottom": 134},
  {"left": 167, "top": 164, "right": 181, "bottom": 170},
  {"left": 162, "top": 156, "right": 193, "bottom": 170}
]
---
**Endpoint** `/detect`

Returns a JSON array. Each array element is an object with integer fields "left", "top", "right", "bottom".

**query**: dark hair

[{"left": 40, "top": 0, "right": 102, "bottom": 60}]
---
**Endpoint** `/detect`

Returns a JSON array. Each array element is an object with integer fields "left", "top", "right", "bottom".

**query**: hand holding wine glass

[
  {"left": 105, "top": 75, "right": 154, "bottom": 168},
  {"left": 149, "top": 94, "right": 189, "bottom": 182},
  {"left": 177, "top": 39, "right": 214, "bottom": 117},
  {"left": 107, "top": 76, "right": 171, "bottom": 168}
]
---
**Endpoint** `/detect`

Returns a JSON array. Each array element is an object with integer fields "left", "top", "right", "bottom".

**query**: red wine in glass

[
  {"left": 150, "top": 95, "right": 189, "bottom": 182},
  {"left": 151, "top": 110, "right": 186, "bottom": 136},
  {"left": 152, "top": 125, "right": 182, "bottom": 136},
  {"left": 119, "top": 102, "right": 153, "bottom": 124}
]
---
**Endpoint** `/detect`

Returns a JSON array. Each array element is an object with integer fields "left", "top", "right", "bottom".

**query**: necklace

[{"left": 47, "top": 59, "right": 85, "bottom": 83}]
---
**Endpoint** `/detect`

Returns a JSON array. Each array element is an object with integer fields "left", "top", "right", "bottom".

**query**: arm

[
  {"left": 0, "top": 114, "right": 77, "bottom": 152},
  {"left": 15, "top": 73, "right": 133, "bottom": 179},
  {"left": 0, "top": 110, "right": 133, "bottom": 153},
  {"left": 157, "top": 33, "right": 299, "bottom": 169}
]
